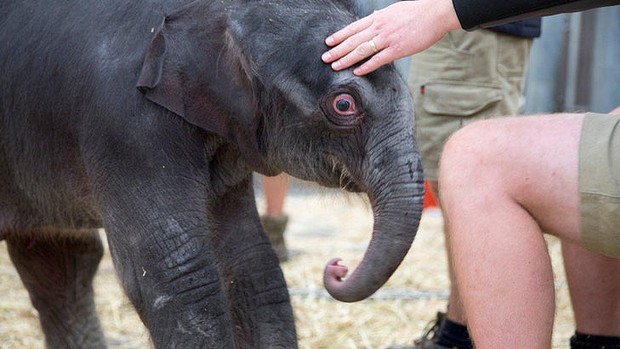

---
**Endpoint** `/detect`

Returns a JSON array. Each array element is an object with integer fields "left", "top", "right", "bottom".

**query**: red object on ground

[{"left": 423, "top": 180, "right": 438, "bottom": 209}]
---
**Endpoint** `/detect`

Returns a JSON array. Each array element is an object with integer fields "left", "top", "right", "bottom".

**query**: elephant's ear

[
  {"left": 136, "top": 5, "right": 265, "bottom": 170},
  {"left": 136, "top": 19, "right": 185, "bottom": 116}
]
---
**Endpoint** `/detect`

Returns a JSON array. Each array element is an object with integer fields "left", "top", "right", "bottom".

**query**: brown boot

[{"left": 260, "top": 214, "right": 289, "bottom": 262}]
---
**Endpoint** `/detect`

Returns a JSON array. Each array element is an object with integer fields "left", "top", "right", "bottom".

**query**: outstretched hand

[{"left": 321, "top": 0, "right": 461, "bottom": 75}]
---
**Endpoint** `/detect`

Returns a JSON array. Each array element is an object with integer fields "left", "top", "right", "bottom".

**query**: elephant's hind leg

[{"left": 7, "top": 230, "right": 106, "bottom": 349}]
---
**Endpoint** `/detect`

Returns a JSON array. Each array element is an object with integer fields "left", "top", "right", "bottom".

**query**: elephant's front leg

[
  {"left": 210, "top": 178, "right": 297, "bottom": 349},
  {"left": 101, "top": 188, "right": 236, "bottom": 348}
]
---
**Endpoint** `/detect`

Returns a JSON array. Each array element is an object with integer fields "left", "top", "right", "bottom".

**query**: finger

[
  {"left": 322, "top": 35, "right": 358, "bottom": 64},
  {"left": 352, "top": 48, "right": 394, "bottom": 76},
  {"left": 331, "top": 35, "right": 385, "bottom": 71},
  {"left": 329, "top": 37, "right": 381, "bottom": 71},
  {"left": 322, "top": 28, "right": 375, "bottom": 65},
  {"left": 325, "top": 14, "right": 374, "bottom": 47}
]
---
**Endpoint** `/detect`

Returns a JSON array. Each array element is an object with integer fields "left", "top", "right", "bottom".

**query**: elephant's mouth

[{"left": 329, "top": 157, "right": 364, "bottom": 193}]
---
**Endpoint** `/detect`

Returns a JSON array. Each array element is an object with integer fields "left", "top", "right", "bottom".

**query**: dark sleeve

[{"left": 453, "top": 0, "right": 620, "bottom": 30}]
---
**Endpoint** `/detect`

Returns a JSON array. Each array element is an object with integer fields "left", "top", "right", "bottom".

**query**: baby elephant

[{"left": 0, "top": 0, "right": 424, "bottom": 347}]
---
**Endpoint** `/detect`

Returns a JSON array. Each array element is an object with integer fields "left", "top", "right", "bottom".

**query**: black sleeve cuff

[{"left": 453, "top": 0, "right": 620, "bottom": 30}]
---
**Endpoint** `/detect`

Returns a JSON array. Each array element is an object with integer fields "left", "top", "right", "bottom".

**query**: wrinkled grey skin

[{"left": 0, "top": 0, "right": 424, "bottom": 347}]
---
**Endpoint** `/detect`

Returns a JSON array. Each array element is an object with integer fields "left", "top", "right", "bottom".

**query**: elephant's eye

[
  {"left": 321, "top": 90, "right": 364, "bottom": 130},
  {"left": 332, "top": 94, "right": 356, "bottom": 116}
]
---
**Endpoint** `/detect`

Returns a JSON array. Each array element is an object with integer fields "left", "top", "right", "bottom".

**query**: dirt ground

[{"left": 0, "top": 179, "right": 575, "bottom": 348}]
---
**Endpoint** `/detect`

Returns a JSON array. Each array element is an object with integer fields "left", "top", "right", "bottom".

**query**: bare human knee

[
  {"left": 439, "top": 115, "right": 583, "bottom": 240},
  {"left": 438, "top": 119, "right": 505, "bottom": 211}
]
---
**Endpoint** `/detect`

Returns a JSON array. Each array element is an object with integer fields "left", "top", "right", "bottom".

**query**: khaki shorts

[
  {"left": 408, "top": 29, "right": 534, "bottom": 180},
  {"left": 579, "top": 113, "right": 620, "bottom": 258}
]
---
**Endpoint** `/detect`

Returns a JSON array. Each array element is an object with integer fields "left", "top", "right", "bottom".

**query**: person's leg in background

[
  {"left": 418, "top": 181, "right": 470, "bottom": 349},
  {"left": 391, "top": 24, "right": 536, "bottom": 349},
  {"left": 261, "top": 173, "right": 290, "bottom": 262}
]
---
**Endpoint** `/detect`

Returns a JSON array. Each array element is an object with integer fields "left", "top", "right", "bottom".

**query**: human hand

[{"left": 321, "top": 0, "right": 460, "bottom": 76}]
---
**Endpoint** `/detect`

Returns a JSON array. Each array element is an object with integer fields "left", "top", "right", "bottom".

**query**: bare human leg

[
  {"left": 439, "top": 115, "right": 584, "bottom": 348},
  {"left": 428, "top": 180, "right": 467, "bottom": 327},
  {"left": 563, "top": 241, "right": 620, "bottom": 336},
  {"left": 564, "top": 105, "right": 620, "bottom": 339},
  {"left": 261, "top": 173, "right": 290, "bottom": 262}
]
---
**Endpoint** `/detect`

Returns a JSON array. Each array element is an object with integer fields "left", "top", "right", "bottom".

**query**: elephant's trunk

[{"left": 323, "top": 158, "right": 425, "bottom": 302}]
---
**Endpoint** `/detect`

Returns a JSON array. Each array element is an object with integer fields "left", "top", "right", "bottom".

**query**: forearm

[{"left": 453, "top": 0, "right": 620, "bottom": 30}]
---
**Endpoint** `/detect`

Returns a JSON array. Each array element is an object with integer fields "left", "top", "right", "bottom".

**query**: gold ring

[{"left": 368, "top": 38, "right": 378, "bottom": 53}]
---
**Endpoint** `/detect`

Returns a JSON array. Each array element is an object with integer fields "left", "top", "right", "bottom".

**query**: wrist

[{"left": 434, "top": 0, "right": 461, "bottom": 32}]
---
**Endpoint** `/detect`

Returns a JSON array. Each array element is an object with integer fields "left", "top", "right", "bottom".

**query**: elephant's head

[{"left": 137, "top": 0, "right": 424, "bottom": 302}]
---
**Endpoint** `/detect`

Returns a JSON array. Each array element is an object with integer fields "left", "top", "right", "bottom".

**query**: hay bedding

[{"left": 0, "top": 181, "right": 574, "bottom": 348}]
